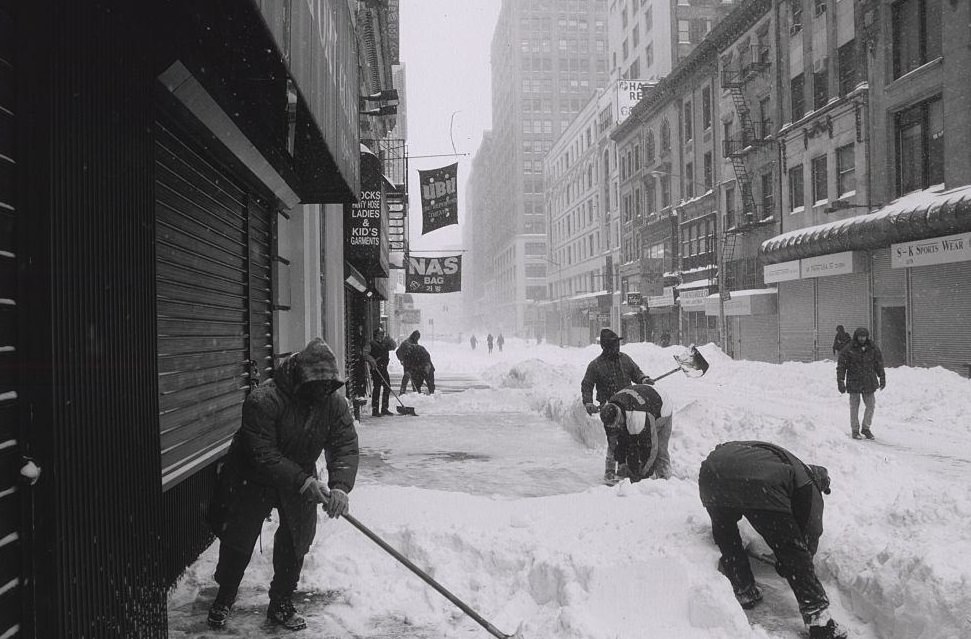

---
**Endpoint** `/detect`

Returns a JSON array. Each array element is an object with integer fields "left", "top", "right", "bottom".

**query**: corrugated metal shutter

[
  {"left": 735, "top": 314, "right": 780, "bottom": 363},
  {"left": 779, "top": 280, "right": 815, "bottom": 362},
  {"left": 0, "top": 4, "right": 21, "bottom": 635},
  {"left": 911, "top": 262, "right": 971, "bottom": 375},
  {"left": 872, "top": 249, "right": 905, "bottom": 298},
  {"left": 155, "top": 119, "right": 272, "bottom": 490},
  {"left": 816, "top": 272, "right": 869, "bottom": 360}
]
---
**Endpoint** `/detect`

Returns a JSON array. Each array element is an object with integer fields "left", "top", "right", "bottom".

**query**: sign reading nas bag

[{"left": 405, "top": 255, "right": 462, "bottom": 294}]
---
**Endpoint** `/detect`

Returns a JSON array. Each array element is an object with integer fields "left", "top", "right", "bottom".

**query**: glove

[
  {"left": 837, "top": 382, "right": 846, "bottom": 394},
  {"left": 299, "top": 477, "right": 328, "bottom": 504},
  {"left": 584, "top": 402, "right": 599, "bottom": 415},
  {"left": 640, "top": 376, "right": 655, "bottom": 385},
  {"left": 324, "top": 488, "right": 349, "bottom": 519},
  {"left": 879, "top": 379, "right": 886, "bottom": 390}
]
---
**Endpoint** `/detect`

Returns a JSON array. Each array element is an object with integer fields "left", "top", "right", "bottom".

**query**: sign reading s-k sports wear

[
  {"left": 419, "top": 163, "right": 458, "bottom": 234},
  {"left": 406, "top": 255, "right": 462, "bottom": 294}
]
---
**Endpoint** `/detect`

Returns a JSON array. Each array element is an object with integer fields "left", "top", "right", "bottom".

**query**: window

[
  {"left": 791, "top": 0, "right": 803, "bottom": 33},
  {"left": 725, "top": 186, "right": 736, "bottom": 228},
  {"left": 703, "top": 152, "right": 713, "bottom": 191},
  {"left": 678, "top": 20, "right": 690, "bottom": 44},
  {"left": 629, "top": 58, "right": 640, "bottom": 77},
  {"left": 813, "top": 66, "right": 828, "bottom": 110},
  {"left": 893, "top": 0, "right": 942, "bottom": 79},
  {"left": 684, "top": 162, "right": 694, "bottom": 198},
  {"left": 644, "top": 6, "right": 653, "bottom": 32},
  {"left": 645, "top": 130, "right": 655, "bottom": 163},
  {"left": 790, "top": 73, "right": 805, "bottom": 120},
  {"left": 684, "top": 101, "right": 693, "bottom": 141},
  {"left": 661, "top": 120, "right": 671, "bottom": 151},
  {"left": 758, "top": 96, "right": 772, "bottom": 136},
  {"left": 813, "top": 0, "right": 826, "bottom": 17},
  {"left": 788, "top": 164, "right": 805, "bottom": 211},
  {"left": 661, "top": 174, "right": 671, "bottom": 207},
  {"left": 761, "top": 172, "right": 774, "bottom": 217},
  {"left": 836, "top": 144, "right": 856, "bottom": 196},
  {"left": 645, "top": 43, "right": 654, "bottom": 67},
  {"left": 702, "top": 87, "right": 712, "bottom": 130},
  {"left": 632, "top": 25, "right": 640, "bottom": 47},
  {"left": 812, "top": 154, "right": 828, "bottom": 203},
  {"left": 895, "top": 96, "right": 944, "bottom": 194},
  {"left": 838, "top": 40, "right": 857, "bottom": 95},
  {"left": 525, "top": 264, "right": 547, "bottom": 278},
  {"left": 646, "top": 181, "right": 657, "bottom": 214}
]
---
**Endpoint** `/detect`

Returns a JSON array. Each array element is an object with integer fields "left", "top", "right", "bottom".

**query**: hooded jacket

[
  {"left": 836, "top": 327, "right": 885, "bottom": 393},
  {"left": 208, "top": 338, "right": 359, "bottom": 555},
  {"left": 699, "top": 441, "right": 826, "bottom": 554}
]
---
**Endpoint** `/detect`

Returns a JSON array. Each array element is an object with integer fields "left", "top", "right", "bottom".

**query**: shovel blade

[
  {"left": 689, "top": 345, "right": 710, "bottom": 375},
  {"left": 396, "top": 406, "right": 417, "bottom": 416}
]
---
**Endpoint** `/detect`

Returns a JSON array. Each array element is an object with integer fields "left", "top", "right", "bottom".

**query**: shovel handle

[
  {"left": 649, "top": 366, "right": 681, "bottom": 383},
  {"left": 342, "top": 513, "right": 514, "bottom": 638}
]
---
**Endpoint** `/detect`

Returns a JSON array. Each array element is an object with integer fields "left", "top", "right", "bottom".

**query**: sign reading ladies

[
  {"left": 419, "top": 163, "right": 458, "bottom": 234},
  {"left": 406, "top": 255, "right": 462, "bottom": 294}
]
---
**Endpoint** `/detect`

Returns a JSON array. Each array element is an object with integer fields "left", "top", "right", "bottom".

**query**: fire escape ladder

[
  {"left": 729, "top": 86, "right": 757, "bottom": 145},
  {"left": 720, "top": 231, "right": 739, "bottom": 290}
]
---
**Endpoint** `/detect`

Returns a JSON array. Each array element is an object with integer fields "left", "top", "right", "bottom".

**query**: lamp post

[{"left": 648, "top": 170, "right": 728, "bottom": 353}]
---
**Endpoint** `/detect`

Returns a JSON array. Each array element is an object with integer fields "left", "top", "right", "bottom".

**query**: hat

[
  {"left": 599, "top": 403, "right": 622, "bottom": 428},
  {"left": 808, "top": 464, "right": 831, "bottom": 495},
  {"left": 599, "top": 328, "right": 623, "bottom": 344}
]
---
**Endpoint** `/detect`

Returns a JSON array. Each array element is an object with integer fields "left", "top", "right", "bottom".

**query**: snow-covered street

[{"left": 168, "top": 339, "right": 971, "bottom": 639}]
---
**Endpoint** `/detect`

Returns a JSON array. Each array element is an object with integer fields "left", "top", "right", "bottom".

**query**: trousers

[{"left": 848, "top": 392, "right": 875, "bottom": 434}]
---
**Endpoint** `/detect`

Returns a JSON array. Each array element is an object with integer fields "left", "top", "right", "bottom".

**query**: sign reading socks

[
  {"left": 419, "top": 163, "right": 458, "bottom": 234},
  {"left": 406, "top": 255, "right": 462, "bottom": 294}
]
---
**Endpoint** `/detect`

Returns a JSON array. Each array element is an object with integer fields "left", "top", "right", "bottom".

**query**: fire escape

[{"left": 719, "top": 44, "right": 773, "bottom": 287}]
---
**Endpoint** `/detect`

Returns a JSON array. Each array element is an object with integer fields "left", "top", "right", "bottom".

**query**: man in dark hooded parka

[{"left": 206, "top": 338, "right": 359, "bottom": 631}]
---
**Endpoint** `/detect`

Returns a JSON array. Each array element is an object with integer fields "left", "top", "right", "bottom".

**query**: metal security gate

[
  {"left": 871, "top": 250, "right": 907, "bottom": 367},
  {"left": 0, "top": 4, "right": 21, "bottom": 635},
  {"left": 910, "top": 261, "right": 971, "bottom": 375},
  {"left": 733, "top": 314, "right": 780, "bottom": 363},
  {"left": 155, "top": 118, "right": 273, "bottom": 491},
  {"left": 816, "top": 273, "right": 869, "bottom": 360},
  {"left": 779, "top": 280, "right": 815, "bottom": 362}
]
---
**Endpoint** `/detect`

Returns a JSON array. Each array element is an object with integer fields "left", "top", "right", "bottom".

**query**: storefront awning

[
  {"left": 705, "top": 288, "right": 778, "bottom": 316},
  {"left": 677, "top": 278, "right": 714, "bottom": 290},
  {"left": 760, "top": 185, "right": 971, "bottom": 264}
]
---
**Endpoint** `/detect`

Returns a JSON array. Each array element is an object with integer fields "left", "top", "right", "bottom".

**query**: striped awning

[{"left": 760, "top": 185, "right": 971, "bottom": 264}]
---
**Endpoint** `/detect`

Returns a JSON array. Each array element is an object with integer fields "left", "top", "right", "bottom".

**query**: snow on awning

[
  {"left": 760, "top": 185, "right": 971, "bottom": 264},
  {"left": 704, "top": 288, "right": 778, "bottom": 317},
  {"left": 677, "top": 278, "right": 714, "bottom": 290}
]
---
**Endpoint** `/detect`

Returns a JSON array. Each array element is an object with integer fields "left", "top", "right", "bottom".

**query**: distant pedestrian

[
  {"left": 598, "top": 382, "right": 673, "bottom": 482},
  {"left": 831, "top": 325, "right": 851, "bottom": 356},
  {"left": 536, "top": 334, "right": 543, "bottom": 345},
  {"left": 496, "top": 333, "right": 505, "bottom": 352},
  {"left": 486, "top": 333, "right": 494, "bottom": 354},
  {"left": 470, "top": 334, "right": 478, "bottom": 350},
  {"left": 206, "top": 339, "right": 358, "bottom": 631},
  {"left": 363, "top": 327, "right": 396, "bottom": 417},
  {"left": 836, "top": 327, "right": 885, "bottom": 440},
  {"left": 581, "top": 328, "right": 653, "bottom": 483},
  {"left": 699, "top": 441, "right": 846, "bottom": 639}
]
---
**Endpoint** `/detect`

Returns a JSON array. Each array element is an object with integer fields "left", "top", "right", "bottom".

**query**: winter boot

[
  {"left": 861, "top": 429, "right": 874, "bottom": 439},
  {"left": 851, "top": 432, "right": 862, "bottom": 440},
  {"left": 207, "top": 597, "right": 234, "bottom": 629},
  {"left": 808, "top": 619, "right": 848, "bottom": 639},
  {"left": 371, "top": 407, "right": 381, "bottom": 417},
  {"left": 734, "top": 583, "right": 763, "bottom": 609},
  {"left": 267, "top": 597, "right": 307, "bottom": 631}
]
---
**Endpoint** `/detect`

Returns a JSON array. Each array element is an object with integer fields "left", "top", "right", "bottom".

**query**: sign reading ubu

[
  {"left": 419, "top": 163, "right": 459, "bottom": 234},
  {"left": 406, "top": 255, "right": 462, "bottom": 294}
]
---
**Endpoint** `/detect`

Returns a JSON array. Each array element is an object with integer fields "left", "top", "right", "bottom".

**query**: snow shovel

[
  {"left": 341, "top": 512, "right": 523, "bottom": 638},
  {"left": 374, "top": 366, "right": 417, "bottom": 416},
  {"left": 650, "top": 344, "right": 710, "bottom": 383}
]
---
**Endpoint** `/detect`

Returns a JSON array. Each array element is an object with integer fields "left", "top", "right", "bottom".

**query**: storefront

[
  {"left": 677, "top": 280, "right": 713, "bottom": 348},
  {"left": 761, "top": 185, "right": 971, "bottom": 374},
  {"left": 705, "top": 289, "right": 779, "bottom": 363}
]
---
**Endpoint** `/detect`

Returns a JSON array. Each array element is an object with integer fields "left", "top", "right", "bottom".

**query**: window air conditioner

[
  {"left": 789, "top": 23, "right": 802, "bottom": 36},
  {"left": 814, "top": 2, "right": 826, "bottom": 17},
  {"left": 812, "top": 56, "right": 828, "bottom": 73}
]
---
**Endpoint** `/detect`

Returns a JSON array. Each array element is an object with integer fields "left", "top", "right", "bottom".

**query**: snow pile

[{"left": 170, "top": 340, "right": 971, "bottom": 639}]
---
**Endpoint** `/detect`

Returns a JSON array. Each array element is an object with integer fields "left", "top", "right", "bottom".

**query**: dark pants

[
  {"left": 214, "top": 508, "right": 305, "bottom": 604},
  {"left": 707, "top": 506, "right": 829, "bottom": 623},
  {"left": 410, "top": 364, "right": 435, "bottom": 394},
  {"left": 370, "top": 363, "right": 390, "bottom": 412}
]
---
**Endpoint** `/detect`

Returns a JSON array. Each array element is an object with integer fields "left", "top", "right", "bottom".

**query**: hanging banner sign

[
  {"left": 406, "top": 255, "right": 462, "bottom": 294},
  {"left": 419, "top": 163, "right": 458, "bottom": 234}
]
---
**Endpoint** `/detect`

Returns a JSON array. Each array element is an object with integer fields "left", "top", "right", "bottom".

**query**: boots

[
  {"left": 371, "top": 407, "right": 381, "bottom": 417},
  {"left": 207, "top": 592, "right": 235, "bottom": 629},
  {"left": 734, "top": 583, "right": 763, "bottom": 609},
  {"left": 807, "top": 609, "right": 848, "bottom": 639},
  {"left": 267, "top": 597, "right": 307, "bottom": 631}
]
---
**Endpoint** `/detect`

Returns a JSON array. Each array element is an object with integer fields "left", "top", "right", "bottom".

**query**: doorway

[{"left": 878, "top": 305, "right": 907, "bottom": 367}]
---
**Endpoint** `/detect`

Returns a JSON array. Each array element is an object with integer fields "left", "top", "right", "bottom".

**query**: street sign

[{"left": 626, "top": 292, "right": 642, "bottom": 306}]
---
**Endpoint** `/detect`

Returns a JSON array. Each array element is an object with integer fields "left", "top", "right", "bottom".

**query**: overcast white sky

[{"left": 400, "top": 1, "right": 502, "bottom": 254}]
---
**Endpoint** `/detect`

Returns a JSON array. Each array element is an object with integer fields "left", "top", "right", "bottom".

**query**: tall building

[{"left": 469, "top": 0, "right": 611, "bottom": 336}]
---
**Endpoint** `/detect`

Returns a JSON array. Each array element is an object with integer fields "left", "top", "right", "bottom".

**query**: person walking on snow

[
  {"left": 205, "top": 338, "right": 359, "bottom": 631},
  {"left": 469, "top": 334, "right": 477, "bottom": 350},
  {"left": 486, "top": 333, "right": 494, "bottom": 354},
  {"left": 598, "top": 382, "right": 673, "bottom": 482},
  {"left": 580, "top": 328, "right": 653, "bottom": 483},
  {"left": 831, "top": 325, "right": 852, "bottom": 356},
  {"left": 698, "top": 441, "right": 846, "bottom": 639},
  {"left": 363, "top": 327, "right": 396, "bottom": 417},
  {"left": 836, "top": 326, "right": 885, "bottom": 440},
  {"left": 496, "top": 333, "right": 505, "bottom": 352}
]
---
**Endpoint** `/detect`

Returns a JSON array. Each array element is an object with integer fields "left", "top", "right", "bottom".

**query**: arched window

[
  {"left": 660, "top": 120, "right": 671, "bottom": 151},
  {"left": 645, "top": 130, "right": 656, "bottom": 163}
]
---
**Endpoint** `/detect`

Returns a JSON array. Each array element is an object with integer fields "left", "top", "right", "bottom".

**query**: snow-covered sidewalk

[{"left": 169, "top": 340, "right": 971, "bottom": 639}]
